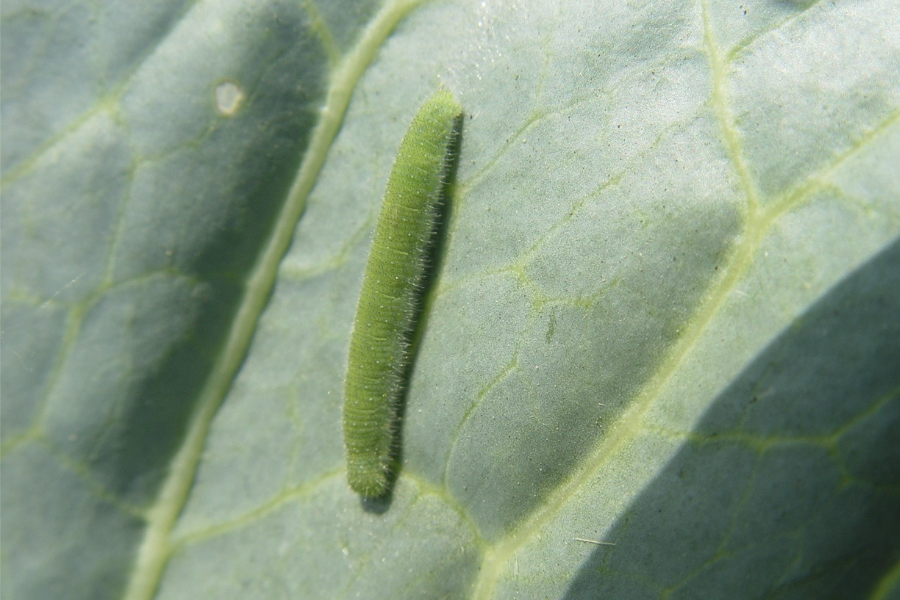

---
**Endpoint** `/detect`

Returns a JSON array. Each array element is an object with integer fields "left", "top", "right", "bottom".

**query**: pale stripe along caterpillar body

[{"left": 343, "top": 89, "right": 462, "bottom": 497}]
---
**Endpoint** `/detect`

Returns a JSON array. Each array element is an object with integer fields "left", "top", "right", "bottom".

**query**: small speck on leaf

[{"left": 215, "top": 81, "right": 244, "bottom": 115}]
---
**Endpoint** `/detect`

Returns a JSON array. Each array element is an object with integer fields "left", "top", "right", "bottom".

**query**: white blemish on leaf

[{"left": 215, "top": 81, "right": 244, "bottom": 115}]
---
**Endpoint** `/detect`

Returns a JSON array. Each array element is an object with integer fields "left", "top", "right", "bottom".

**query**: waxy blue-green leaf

[{"left": 2, "top": 0, "right": 898, "bottom": 599}]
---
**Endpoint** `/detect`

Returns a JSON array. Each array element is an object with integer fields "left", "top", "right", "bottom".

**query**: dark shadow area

[
  {"left": 564, "top": 238, "right": 900, "bottom": 599},
  {"left": 359, "top": 493, "right": 392, "bottom": 515},
  {"left": 112, "top": 279, "right": 245, "bottom": 504},
  {"left": 187, "top": 7, "right": 329, "bottom": 281},
  {"left": 361, "top": 112, "right": 465, "bottom": 511},
  {"left": 102, "top": 10, "right": 333, "bottom": 504},
  {"left": 21, "top": 8, "right": 330, "bottom": 508}
]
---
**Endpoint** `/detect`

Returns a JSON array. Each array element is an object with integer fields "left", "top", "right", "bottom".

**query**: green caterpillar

[{"left": 343, "top": 89, "right": 462, "bottom": 497}]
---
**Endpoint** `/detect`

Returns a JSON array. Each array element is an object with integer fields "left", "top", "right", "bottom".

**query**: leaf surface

[{"left": 2, "top": 0, "right": 898, "bottom": 599}]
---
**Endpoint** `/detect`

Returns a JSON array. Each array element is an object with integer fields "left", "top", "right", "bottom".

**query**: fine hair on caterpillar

[{"left": 342, "top": 89, "right": 463, "bottom": 498}]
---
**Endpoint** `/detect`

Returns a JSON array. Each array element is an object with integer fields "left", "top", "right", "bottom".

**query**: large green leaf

[{"left": 2, "top": 0, "right": 898, "bottom": 599}]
